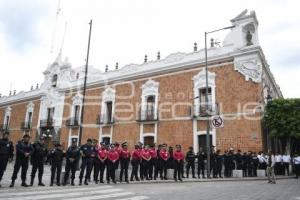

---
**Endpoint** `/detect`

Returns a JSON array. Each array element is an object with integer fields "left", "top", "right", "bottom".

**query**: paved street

[{"left": 0, "top": 163, "right": 299, "bottom": 200}]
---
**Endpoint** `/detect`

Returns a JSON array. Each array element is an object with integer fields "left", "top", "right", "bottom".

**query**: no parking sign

[{"left": 211, "top": 115, "right": 224, "bottom": 128}]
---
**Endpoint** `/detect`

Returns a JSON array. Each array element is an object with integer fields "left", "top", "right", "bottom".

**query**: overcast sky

[{"left": 0, "top": 0, "right": 299, "bottom": 98}]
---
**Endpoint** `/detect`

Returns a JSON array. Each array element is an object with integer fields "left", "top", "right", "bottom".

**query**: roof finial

[
  {"left": 13, "top": 90, "right": 16, "bottom": 95},
  {"left": 157, "top": 51, "right": 160, "bottom": 60},
  {"left": 36, "top": 84, "right": 39, "bottom": 89},
  {"left": 144, "top": 54, "right": 148, "bottom": 63},
  {"left": 31, "top": 85, "right": 33, "bottom": 90},
  {"left": 115, "top": 62, "right": 119, "bottom": 70},
  {"left": 9, "top": 91, "right": 11, "bottom": 96},
  {"left": 105, "top": 65, "right": 109, "bottom": 72},
  {"left": 194, "top": 42, "right": 198, "bottom": 52}
]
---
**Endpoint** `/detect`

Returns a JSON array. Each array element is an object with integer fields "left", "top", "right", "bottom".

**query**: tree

[{"left": 264, "top": 98, "right": 300, "bottom": 154}]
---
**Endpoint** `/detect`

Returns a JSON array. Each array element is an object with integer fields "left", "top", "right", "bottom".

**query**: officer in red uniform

[
  {"left": 107, "top": 144, "right": 119, "bottom": 184},
  {"left": 130, "top": 144, "right": 141, "bottom": 181},
  {"left": 141, "top": 145, "right": 151, "bottom": 180},
  {"left": 95, "top": 142, "right": 107, "bottom": 183},
  {"left": 173, "top": 145, "right": 184, "bottom": 181},
  {"left": 154, "top": 144, "right": 162, "bottom": 180},
  {"left": 159, "top": 144, "right": 169, "bottom": 180},
  {"left": 149, "top": 144, "right": 157, "bottom": 180},
  {"left": 115, "top": 142, "right": 122, "bottom": 170},
  {"left": 120, "top": 142, "right": 131, "bottom": 183}
]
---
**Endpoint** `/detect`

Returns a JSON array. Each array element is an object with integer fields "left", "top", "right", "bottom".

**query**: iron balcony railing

[
  {"left": 40, "top": 119, "right": 55, "bottom": 128},
  {"left": 191, "top": 103, "right": 219, "bottom": 117},
  {"left": 21, "top": 121, "right": 32, "bottom": 130},
  {"left": 136, "top": 109, "right": 159, "bottom": 122},
  {"left": 66, "top": 117, "right": 80, "bottom": 127},
  {"left": 96, "top": 114, "right": 115, "bottom": 125}
]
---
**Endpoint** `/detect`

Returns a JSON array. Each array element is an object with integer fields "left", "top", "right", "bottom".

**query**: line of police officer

[{"left": 1, "top": 132, "right": 298, "bottom": 188}]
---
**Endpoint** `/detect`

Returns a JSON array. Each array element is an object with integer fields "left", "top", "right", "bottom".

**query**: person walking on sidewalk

[{"left": 267, "top": 150, "right": 276, "bottom": 184}]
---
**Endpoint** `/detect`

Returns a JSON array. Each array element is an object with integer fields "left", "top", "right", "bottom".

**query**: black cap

[
  {"left": 23, "top": 134, "right": 30, "bottom": 139},
  {"left": 87, "top": 138, "right": 92, "bottom": 143},
  {"left": 122, "top": 142, "right": 128, "bottom": 147},
  {"left": 115, "top": 142, "right": 120, "bottom": 147},
  {"left": 72, "top": 138, "right": 77, "bottom": 143}
]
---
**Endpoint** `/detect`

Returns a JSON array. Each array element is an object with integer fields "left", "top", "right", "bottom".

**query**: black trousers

[
  {"left": 0, "top": 155, "right": 9, "bottom": 181},
  {"left": 283, "top": 163, "right": 290, "bottom": 176},
  {"left": 141, "top": 160, "right": 150, "bottom": 180},
  {"left": 93, "top": 158, "right": 100, "bottom": 181},
  {"left": 295, "top": 164, "right": 300, "bottom": 178},
  {"left": 130, "top": 160, "right": 140, "bottom": 181},
  {"left": 107, "top": 161, "right": 117, "bottom": 182},
  {"left": 216, "top": 163, "right": 222, "bottom": 177},
  {"left": 64, "top": 160, "right": 77, "bottom": 182},
  {"left": 159, "top": 159, "right": 168, "bottom": 179},
  {"left": 186, "top": 161, "right": 195, "bottom": 177},
  {"left": 31, "top": 161, "right": 44, "bottom": 183},
  {"left": 197, "top": 163, "right": 205, "bottom": 177},
  {"left": 51, "top": 162, "right": 62, "bottom": 184},
  {"left": 11, "top": 158, "right": 29, "bottom": 182},
  {"left": 174, "top": 160, "right": 183, "bottom": 180},
  {"left": 148, "top": 158, "right": 157, "bottom": 179},
  {"left": 79, "top": 158, "right": 94, "bottom": 180},
  {"left": 120, "top": 158, "right": 130, "bottom": 181}
]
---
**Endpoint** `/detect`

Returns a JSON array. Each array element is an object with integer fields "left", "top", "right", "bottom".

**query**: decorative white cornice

[
  {"left": 72, "top": 92, "right": 83, "bottom": 105},
  {"left": 141, "top": 79, "right": 159, "bottom": 97},
  {"left": 192, "top": 69, "right": 216, "bottom": 88},
  {"left": 102, "top": 87, "right": 116, "bottom": 102},
  {"left": 5, "top": 106, "right": 12, "bottom": 116},
  {"left": 26, "top": 101, "right": 35, "bottom": 112}
]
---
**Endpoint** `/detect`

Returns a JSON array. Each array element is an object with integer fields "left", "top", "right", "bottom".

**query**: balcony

[
  {"left": 192, "top": 103, "right": 219, "bottom": 118},
  {"left": 136, "top": 109, "right": 159, "bottom": 122},
  {"left": 21, "top": 121, "right": 32, "bottom": 130},
  {"left": 0, "top": 124, "right": 9, "bottom": 133},
  {"left": 96, "top": 114, "right": 115, "bottom": 125},
  {"left": 66, "top": 117, "right": 80, "bottom": 127},
  {"left": 40, "top": 119, "right": 55, "bottom": 128}
]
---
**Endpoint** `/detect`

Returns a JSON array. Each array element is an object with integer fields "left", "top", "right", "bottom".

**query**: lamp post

[
  {"left": 266, "top": 94, "right": 273, "bottom": 150},
  {"left": 204, "top": 25, "right": 235, "bottom": 178}
]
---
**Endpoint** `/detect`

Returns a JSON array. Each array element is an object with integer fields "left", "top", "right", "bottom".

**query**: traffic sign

[{"left": 211, "top": 115, "right": 224, "bottom": 128}]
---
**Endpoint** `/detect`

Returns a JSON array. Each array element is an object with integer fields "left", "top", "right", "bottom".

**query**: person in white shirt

[
  {"left": 274, "top": 152, "right": 283, "bottom": 175},
  {"left": 258, "top": 151, "right": 267, "bottom": 170},
  {"left": 282, "top": 153, "right": 291, "bottom": 176},
  {"left": 267, "top": 150, "right": 276, "bottom": 184},
  {"left": 293, "top": 153, "right": 300, "bottom": 179}
]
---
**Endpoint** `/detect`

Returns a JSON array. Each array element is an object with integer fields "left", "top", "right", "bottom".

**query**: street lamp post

[
  {"left": 266, "top": 94, "right": 273, "bottom": 150},
  {"left": 204, "top": 25, "right": 234, "bottom": 178}
]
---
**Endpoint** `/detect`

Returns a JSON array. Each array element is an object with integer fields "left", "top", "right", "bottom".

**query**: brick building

[{"left": 0, "top": 10, "right": 282, "bottom": 153}]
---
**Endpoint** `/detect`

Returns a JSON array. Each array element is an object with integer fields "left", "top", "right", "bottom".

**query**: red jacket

[
  {"left": 120, "top": 149, "right": 131, "bottom": 159},
  {"left": 141, "top": 149, "right": 151, "bottom": 160},
  {"left": 173, "top": 150, "right": 184, "bottom": 161},
  {"left": 149, "top": 148, "right": 157, "bottom": 159},
  {"left": 108, "top": 150, "right": 119, "bottom": 162},
  {"left": 159, "top": 149, "right": 169, "bottom": 161},
  {"left": 132, "top": 149, "right": 141, "bottom": 160},
  {"left": 97, "top": 148, "right": 107, "bottom": 160}
]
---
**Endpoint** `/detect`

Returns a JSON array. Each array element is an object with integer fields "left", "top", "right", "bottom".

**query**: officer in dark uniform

[
  {"left": 197, "top": 147, "right": 206, "bottom": 178},
  {"left": 186, "top": 146, "right": 196, "bottom": 178},
  {"left": 0, "top": 132, "right": 14, "bottom": 187},
  {"left": 235, "top": 150, "right": 243, "bottom": 170},
  {"left": 10, "top": 134, "right": 32, "bottom": 187},
  {"left": 210, "top": 149, "right": 217, "bottom": 178},
  {"left": 79, "top": 138, "right": 96, "bottom": 185},
  {"left": 252, "top": 152, "right": 259, "bottom": 177},
  {"left": 215, "top": 150, "right": 223, "bottom": 178},
  {"left": 30, "top": 136, "right": 48, "bottom": 186},
  {"left": 49, "top": 143, "right": 65, "bottom": 186},
  {"left": 242, "top": 152, "right": 248, "bottom": 177},
  {"left": 63, "top": 138, "right": 80, "bottom": 186}
]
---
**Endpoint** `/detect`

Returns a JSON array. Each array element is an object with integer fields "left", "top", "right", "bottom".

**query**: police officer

[
  {"left": 49, "top": 143, "right": 64, "bottom": 186},
  {"left": 235, "top": 150, "right": 243, "bottom": 170},
  {"left": 186, "top": 146, "right": 196, "bottom": 178},
  {"left": 130, "top": 144, "right": 141, "bottom": 181},
  {"left": 63, "top": 139, "right": 80, "bottom": 186},
  {"left": 10, "top": 134, "right": 32, "bottom": 187},
  {"left": 149, "top": 144, "right": 157, "bottom": 180},
  {"left": 215, "top": 150, "right": 223, "bottom": 178},
  {"left": 173, "top": 145, "right": 184, "bottom": 182},
  {"left": 159, "top": 144, "right": 169, "bottom": 180},
  {"left": 120, "top": 142, "right": 131, "bottom": 183},
  {"left": 107, "top": 144, "right": 119, "bottom": 184},
  {"left": 96, "top": 142, "right": 108, "bottom": 183},
  {"left": 30, "top": 136, "right": 48, "bottom": 186},
  {"left": 79, "top": 138, "right": 96, "bottom": 185},
  {"left": 197, "top": 147, "right": 206, "bottom": 179},
  {"left": 0, "top": 132, "right": 13, "bottom": 187}
]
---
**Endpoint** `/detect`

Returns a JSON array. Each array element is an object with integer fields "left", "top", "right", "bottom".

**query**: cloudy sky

[{"left": 0, "top": 0, "right": 299, "bottom": 98}]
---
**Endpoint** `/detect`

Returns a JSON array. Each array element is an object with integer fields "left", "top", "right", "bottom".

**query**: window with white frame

[
  {"left": 3, "top": 106, "right": 11, "bottom": 130},
  {"left": 100, "top": 87, "right": 115, "bottom": 124},
  {"left": 140, "top": 80, "right": 159, "bottom": 121}
]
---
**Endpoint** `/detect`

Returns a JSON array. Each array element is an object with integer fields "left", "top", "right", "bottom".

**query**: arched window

[
  {"left": 146, "top": 96, "right": 155, "bottom": 119},
  {"left": 52, "top": 74, "right": 58, "bottom": 87}
]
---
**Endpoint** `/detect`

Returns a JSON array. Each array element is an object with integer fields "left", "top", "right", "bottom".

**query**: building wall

[{"left": 61, "top": 62, "right": 263, "bottom": 152}]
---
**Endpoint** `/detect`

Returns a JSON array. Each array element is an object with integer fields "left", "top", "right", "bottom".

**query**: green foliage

[{"left": 264, "top": 98, "right": 300, "bottom": 139}]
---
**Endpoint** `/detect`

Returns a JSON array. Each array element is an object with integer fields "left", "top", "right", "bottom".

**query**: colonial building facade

[{"left": 0, "top": 10, "right": 282, "bottom": 153}]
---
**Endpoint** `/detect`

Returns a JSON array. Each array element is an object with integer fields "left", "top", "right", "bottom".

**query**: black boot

[
  {"left": 71, "top": 179, "right": 75, "bottom": 186},
  {"left": 21, "top": 181, "right": 29, "bottom": 187},
  {"left": 84, "top": 179, "right": 88, "bottom": 185},
  {"left": 50, "top": 180, "right": 54, "bottom": 186},
  {"left": 30, "top": 177, "right": 34, "bottom": 186},
  {"left": 9, "top": 180, "right": 15, "bottom": 188},
  {"left": 38, "top": 178, "right": 45, "bottom": 186},
  {"left": 79, "top": 178, "right": 82, "bottom": 186}
]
